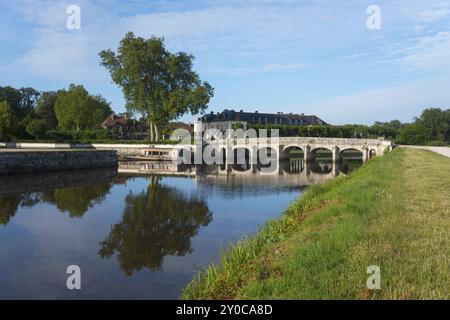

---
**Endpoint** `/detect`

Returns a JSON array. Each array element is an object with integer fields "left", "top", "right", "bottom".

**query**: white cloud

[
  {"left": 7, "top": 0, "right": 357, "bottom": 80},
  {"left": 399, "top": 31, "right": 450, "bottom": 71}
]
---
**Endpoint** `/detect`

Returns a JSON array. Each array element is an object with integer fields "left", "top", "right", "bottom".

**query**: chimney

[
  {"left": 240, "top": 109, "right": 243, "bottom": 113},
  {"left": 255, "top": 110, "right": 258, "bottom": 113}
]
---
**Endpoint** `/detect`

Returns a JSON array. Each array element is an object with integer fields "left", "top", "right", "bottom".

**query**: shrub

[{"left": 25, "top": 119, "right": 50, "bottom": 139}]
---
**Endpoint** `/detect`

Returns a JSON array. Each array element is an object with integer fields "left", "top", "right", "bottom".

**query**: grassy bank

[{"left": 182, "top": 148, "right": 449, "bottom": 299}]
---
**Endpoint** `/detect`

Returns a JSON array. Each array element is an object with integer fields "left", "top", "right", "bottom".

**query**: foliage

[
  {"left": 99, "top": 32, "right": 214, "bottom": 140},
  {"left": 26, "top": 119, "right": 50, "bottom": 139},
  {"left": 36, "top": 91, "right": 58, "bottom": 129},
  {"left": 0, "top": 101, "right": 17, "bottom": 141},
  {"left": 415, "top": 108, "right": 450, "bottom": 143},
  {"left": 397, "top": 123, "right": 433, "bottom": 145},
  {"left": 54, "top": 84, "right": 112, "bottom": 131},
  {"left": 0, "top": 86, "right": 40, "bottom": 120}
]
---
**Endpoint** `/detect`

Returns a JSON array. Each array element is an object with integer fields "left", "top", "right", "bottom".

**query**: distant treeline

[
  {"left": 0, "top": 84, "right": 449, "bottom": 146},
  {"left": 247, "top": 108, "right": 450, "bottom": 146}
]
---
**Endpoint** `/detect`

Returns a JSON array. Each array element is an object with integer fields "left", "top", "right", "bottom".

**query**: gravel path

[{"left": 400, "top": 145, "right": 450, "bottom": 158}]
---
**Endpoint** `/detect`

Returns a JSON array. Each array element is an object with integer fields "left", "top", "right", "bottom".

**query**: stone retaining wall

[{"left": 0, "top": 150, "right": 118, "bottom": 175}]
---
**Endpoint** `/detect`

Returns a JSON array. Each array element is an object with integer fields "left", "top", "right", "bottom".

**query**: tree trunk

[
  {"left": 149, "top": 121, "right": 154, "bottom": 141},
  {"left": 154, "top": 124, "right": 159, "bottom": 141}
]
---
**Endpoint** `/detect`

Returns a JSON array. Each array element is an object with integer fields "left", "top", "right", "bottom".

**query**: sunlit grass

[{"left": 182, "top": 148, "right": 450, "bottom": 299}]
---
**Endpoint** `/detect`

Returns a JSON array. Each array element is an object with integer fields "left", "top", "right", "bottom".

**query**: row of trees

[
  {"left": 0, "top": 84, "right": 112, "bottom": 141},
  {"left": 247, "top": 108, "right": 449, "bottom": 146}
]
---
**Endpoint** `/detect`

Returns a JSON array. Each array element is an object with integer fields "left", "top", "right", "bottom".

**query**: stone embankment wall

[{"left": 0, "top": 150, "right": 117, "bottom": 175}]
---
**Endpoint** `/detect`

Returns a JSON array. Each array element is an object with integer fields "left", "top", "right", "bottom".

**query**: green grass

[{"left": 182, "top": 148, "right": 450, "bottom": 299}]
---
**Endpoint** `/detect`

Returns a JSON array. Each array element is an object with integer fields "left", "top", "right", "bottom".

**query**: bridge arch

[
  {"left": 369, "top": 149, "right": 377, "bottom": 159},
  {"left": 282, "top": 145, "right": 304, "bottom": 160},
  {"left": 310, "top": 147, "right": 333, "bottom": 161},
  {"left": 339, "top": 148, "right": 363, "bottom": 161}
]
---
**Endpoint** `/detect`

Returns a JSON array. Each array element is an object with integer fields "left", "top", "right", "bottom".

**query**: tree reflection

[
  {"left": 0, "top": 195, "right": 22, "bottom": 225},
  {"left": 99, "top": 177, "right": 212, "bottom": 275},
  {"left": 41, "top": 183, "right": 112, "bottom": 218}
]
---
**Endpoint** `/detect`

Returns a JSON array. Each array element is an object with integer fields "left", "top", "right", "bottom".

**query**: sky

[{"left": 0, "top": 0, "right": 449, "bottom": 125}]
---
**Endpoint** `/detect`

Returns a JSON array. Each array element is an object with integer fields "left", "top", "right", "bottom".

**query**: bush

[
  {"left": 25, "top": 119, "right": 50, "bottom": 139},
  {"left": 46, "top": 130, "right": 73, "bottom": 142}
]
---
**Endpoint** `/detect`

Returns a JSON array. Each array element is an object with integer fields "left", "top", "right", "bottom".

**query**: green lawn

[{"left": 182, "top": 148, "right": 450, "bottom": 299}]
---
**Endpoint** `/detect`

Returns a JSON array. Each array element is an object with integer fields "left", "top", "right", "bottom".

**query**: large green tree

[
  {"left": 54, "top": 84, "right": 111, "bottom": 131},
  {"left": 0, "top": 86, "right": 21, "bottom": 116},
  {"left": 415, "top": 108, "right": 450, "bottom": 142},
  {"left": 0, "top": 101, "right": 17, "bottom": 141},
  {"left": 99, "top": 32, "right": 214, "bottom": 141},
  {"left": 0, "top": 86, "right": 40, "bottom": 120},
  {"left": 36, "top": 91, "right": 58, "bottom": 129}
]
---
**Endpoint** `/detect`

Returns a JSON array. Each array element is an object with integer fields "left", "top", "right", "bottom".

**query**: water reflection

[
  {"left": 0, "top": 195, "right": 21, "bottom": 225},
  {"left": 0, "top": 159, "right": 363, "bottom": 223},
  {"left": 0, "top": 158, "right": 362, "bottom": 298},
  {"left": 98, "top": 176, "right": 212, "bottom": 275},
  {"left": 42, "top": 183, "right": 112, "bottom": 218},
  {"left": 119, "top": 158, "right": 363, "bottom": 181},
  {"left": 0, "top": 168, "right": 117, "bottom": 223}
]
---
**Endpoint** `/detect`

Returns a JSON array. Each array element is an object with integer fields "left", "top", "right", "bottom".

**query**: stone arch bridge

[{"left": 206, "top": 137, "right": 393, "bottom": 163}]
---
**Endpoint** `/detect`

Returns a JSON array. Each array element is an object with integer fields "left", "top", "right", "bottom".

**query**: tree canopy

[
  {"left": 54, "top": 84, "right": 112, "bottom": 131},
  {"left": 415, "top": 108, "right": 450, "bottom": 142},
  {"left": 36, "top": 91, "right": 58, "bottom": 129},
  {"left": 0, "top": 101, "right": 17, "bottom": 141},
  {"left": 99, "top": 32, "right": 214, "bottom": 140},
  {"left": 0, "top": 86, "right": 39, "bottom": 121}
]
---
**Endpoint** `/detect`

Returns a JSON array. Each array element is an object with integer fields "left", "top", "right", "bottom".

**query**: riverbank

[{"left": 182, "top": 148, "right": 450, "bottom": 299}]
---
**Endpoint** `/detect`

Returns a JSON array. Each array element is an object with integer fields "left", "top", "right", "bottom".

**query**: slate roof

[{"left": 199, "top": 109, "right": 327, "bottom": 126}]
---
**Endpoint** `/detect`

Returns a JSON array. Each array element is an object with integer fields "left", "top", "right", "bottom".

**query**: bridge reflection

[{"left": 118, "top": 158, "right": 363, "bottom": 188}]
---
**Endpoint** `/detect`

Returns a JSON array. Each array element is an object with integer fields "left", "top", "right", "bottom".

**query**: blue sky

[{"left": 1, "top": 0, "right": 449, "bottom": 124}]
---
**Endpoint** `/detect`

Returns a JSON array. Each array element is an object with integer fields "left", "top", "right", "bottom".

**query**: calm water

[{"left": 0, "top": 159, "right": 361, "bottom": 299}]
